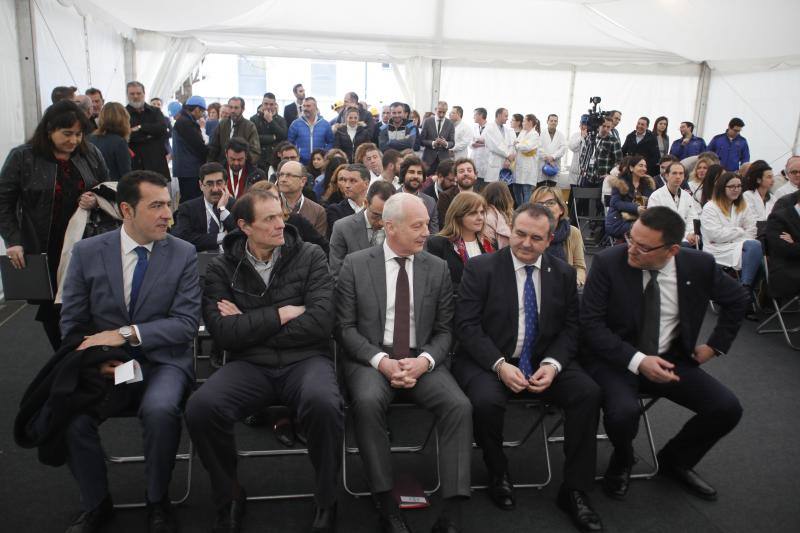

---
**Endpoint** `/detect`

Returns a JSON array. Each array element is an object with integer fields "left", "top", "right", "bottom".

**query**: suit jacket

[
  {"left": 60, "top": 229, "right": 202, "bottom": 378},
  {"left": 414, "top": 190, "right": 439, "bottom": 234},
  {"left": 621, "top": 130, "right": 661, "bottom": 177},
  {"left": 296, "top": 196, "right": 329, "bottom": 238},
  {"left": 579, "top": 245, "right": 747, "bottom": 370},
  {"left": 284, "top": 102, "right": 300, "bottom": 127},
  {"left": 336, "top": 245, "right": 454, "bottom": 367},
  {"left": 764, "top": 201, "right": 800, "bottom": 298},
  {"left": 207, "top": 117, "right": 261, "bottom": 165},
  {"left": 419, "top": 116, "right": 455, "bottom": 167},
  {"left": 171, "top": 196, "right": 236, "bottom": 251},
  {"left": 329, "top": 210, "right": 372, "bottom": 281},
  {"left": 326, "top": 199, "right": 356, "bottom": 237},
  {"left": 425, "top": 235, "right": 487, "bottom": 292},
  {"left": 454, "top": 248, "right": 578, "bottom": 372}
]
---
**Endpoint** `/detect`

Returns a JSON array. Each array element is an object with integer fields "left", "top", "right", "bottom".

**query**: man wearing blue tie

[
  {"left": 59, "top": 170, "right": 201, "bottom": 533},
  {"left": 454, "top": 202, "right": 603, "bottom": 533}
]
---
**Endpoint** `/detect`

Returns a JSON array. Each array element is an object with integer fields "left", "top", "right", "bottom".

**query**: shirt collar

[
  {"left": 348, "top": 198, "right": 364, "bottom": 213},
  {"left": 383, "top": 241, "right": 415, "bottom": 264},
  {"left": 245, "top": 240, "right": 279, "bottom": 266},
  {"left": 510, "top": 250, "right": 542, "bottom": 272},
  {"left": 650, "top": 255, "right": 676, "bottom": 276},
  {"left": 120, "top": 225, "right": 154, "bottom": 255}
]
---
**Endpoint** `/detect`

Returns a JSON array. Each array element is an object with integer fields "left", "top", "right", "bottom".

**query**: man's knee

[
  {"left": 603, "top": 397, "right": 641, "bottom": 429},
  {"left": 184, "top": 389, "right": 217, "bottom": 430},
  {"left": 65, "top": 414, "right": 98, "bottom": 442}
]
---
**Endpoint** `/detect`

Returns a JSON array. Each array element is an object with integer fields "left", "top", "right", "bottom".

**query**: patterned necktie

[
  {"left": 392, "top": 257, "right": 411, "bottom": 359},
  {"left": 639, "top": 270, "right": 661, "bottom": 355},
  {"left": 518, "top": 265, "right": 539, "bottom": 378},
  {"left": 129, "top": 246, "right": 149, "bottom": 317},
  {"left": 209, "top": 207, "right": 221, "bottom": 234},
  {"left": 370, "top": 228, "right": 385, "bottom": 246}
]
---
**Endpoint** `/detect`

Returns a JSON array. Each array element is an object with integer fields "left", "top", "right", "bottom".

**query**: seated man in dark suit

[
  {"left": 764, "top": 190, "right": 800, "bottom": 300},
  {"left": 336, "top": 193, "right": 472, "bottom": 533},
  {"left": 581, "top": 206, "right": 747, "bottom": 502},
  {"left": 325, "top": 163, "right": 370, "bottom": 236},
  {"left": 328, "top": 180, "right": 395, "bottom": 281},
  {"left": 185, "top": 189, "right": 343, "bottom": 533},
  {"left": 454, "top": 202, "right": 603, "bottom": 533},
  {"left": 59, "top": 170, "right": 201, "bottom": 533},
  {"left": 171, "top": 162, "right": 236, "bottom": 252}
]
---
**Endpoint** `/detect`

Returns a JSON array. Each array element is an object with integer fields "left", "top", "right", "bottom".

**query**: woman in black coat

[
  {"left": 0, "top": 100, "right": 109, "bottom": 348},
  {"left": 333, "top": 107, "right": 372, "bottom": 162}
]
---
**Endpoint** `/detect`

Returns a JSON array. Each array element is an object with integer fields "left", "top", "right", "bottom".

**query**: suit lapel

[
  {"left": 413, "top": 253, "right": 429, "bottom": 338},
  {"left": 102, "top": 230, "right": 129, "bottom": 320},
  {"left": 538, "top": 254, "right": 555, "bottom": 334},
  {"left": 497, "top": 249, "right": 520, "bottom": 345},
  {"left": 367, "top": 247, "right": 387, "bottom": 334},
  {"left": 354, "top": 211, "right": 370, "bottom": 249},
  {"left": 131, "top": 238, "right": 170, "bottom": 317}
]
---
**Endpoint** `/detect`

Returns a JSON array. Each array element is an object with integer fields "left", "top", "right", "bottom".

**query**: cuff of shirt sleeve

[
  {"left": 419, "top": 353, "right": 435, "bottom": 372},
  {"left": 219, "top": 208, "right": 230, "bottom": 221},
  {"left": 491, "top": 357, "right": 505, "bottom": 372},
  {"left": 540, "top": 357, "right": 562, "bottom": 374},
  {"left": 370, "top": 352, "right": 388, "bottom": 369},
  {"left": 628, "top": 352, "right": 646, "bottom": 374},
  {"left": 130, "top": 325, "right": 143, "bottom": 347}
]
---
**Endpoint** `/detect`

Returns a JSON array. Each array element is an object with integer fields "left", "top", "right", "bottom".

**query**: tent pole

[
  {"left": 793, "top": 112, "right": 800, "bottom": 157},
  {"left": 15, "top": 0, "right": 41, "bottom": 139},
  {"left": 431, "top": 59, "right": 442, "bottom": 112},
  {"left": 565, "top": 65, "right": 577, "bottom": 139},
  {"left": 124, "top": 37, "right": 136, "bottom": 83},
  {"left": 81, "top": 14, "right": 92, "bottom": 86},
  {"left": 693, "top": 61, "right": 711, "bottom": 137}
]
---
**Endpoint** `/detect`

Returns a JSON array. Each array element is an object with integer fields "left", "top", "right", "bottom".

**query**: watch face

[{"left": 119, "top": 326, "right": 132, "bottom": 337}]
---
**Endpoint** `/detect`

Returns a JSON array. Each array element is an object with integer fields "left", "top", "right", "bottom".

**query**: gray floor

[{"left": 1, "top": 298, "right": 799, "bottom": 533}]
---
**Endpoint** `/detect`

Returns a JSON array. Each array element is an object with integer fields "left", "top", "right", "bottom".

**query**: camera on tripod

[{"left": 586, "top": 96, "right": 608, "bottom": 134}]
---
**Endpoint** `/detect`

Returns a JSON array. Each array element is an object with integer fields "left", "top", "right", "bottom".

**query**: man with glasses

[
  {"left": 329, "top": 180, "right": 395, "bottom": 281},
  {"left": 185, "top": 188, "right": 343, "bottom": 533},
  {"left": 278, "top": 160, "right": 328, "bottom": 237},
  {"left": 774, "top": 156, "right": 800, "bottom": 200},
  {"left": 580, "top": 207, "right": 747, "bottom": 503},
  {"left": 172, "top": 162, "right": 236, "bottom": 252}
]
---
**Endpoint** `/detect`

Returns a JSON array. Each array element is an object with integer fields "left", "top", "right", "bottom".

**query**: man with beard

[
  {"left": 208, "top": 97, "right": 261, "bottom": 167},
  {"left": 126, "top": 81, "right": 170, "bottom": 179},
  {"left": 378, "top": 102, "right": 417, "bottom": 152},
  {"left": 621, "top": 116, "right": 661, "bottom": 177},
  {"left": 250, "top": 92, "right": 288, "bottom": 173},
  {"left": 422, "top": 159, "right": 456, "bottom": 202},
  {"left": 223, "top": 137, "right": 268, "bottom": 200},
  {"left": 437, "top": 158, "right": 478, "bottom": 225},
  {"left": 172, "top": 162, "right": 237, "bottom": 252},
  {"left": 400, "top": 155, "right": 438, "bottom": 233}
]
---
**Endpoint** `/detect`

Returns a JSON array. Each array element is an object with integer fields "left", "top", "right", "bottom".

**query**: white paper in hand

[{"left": 114, "top": 360, "right": 144, "bottom": 385}]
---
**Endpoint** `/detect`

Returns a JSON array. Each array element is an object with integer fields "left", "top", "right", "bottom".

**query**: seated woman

[
  {"left": 604, "top": 155, "right": 655, "bottom": 240},
  {"left": 701, "top": 172, "right": 762, "bottom": 311},
  {"left": 481, "top": 181, "right": 514, "bottom": 249},
  {"left": 426, "top": 191, "right": 495, "bottom": 294},
  {"left": 530, "top": 185, "right": 587, "bottom": 286},
  {"left": 742, "top": 160, "right": 776, "bottom": 222}
]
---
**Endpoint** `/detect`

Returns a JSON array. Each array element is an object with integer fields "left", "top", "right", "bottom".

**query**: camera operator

[{"left": 579, "top": 115, "right": 622, "bottom": 186}]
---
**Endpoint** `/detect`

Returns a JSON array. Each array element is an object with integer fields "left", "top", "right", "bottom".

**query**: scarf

[
  {"left": 454, "top": 237, "right": 494, "bottom": 264},
  {"left": 546, "top": 219, "right": 570, "bottom": 261}
]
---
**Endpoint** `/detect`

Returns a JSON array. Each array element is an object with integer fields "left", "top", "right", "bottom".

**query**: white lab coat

[
  {"left": 742, "top": 190, "right": 777, "bottom": 221},
  {"left": 647, "top": 186, "right": 695, "bottom": 240},
  {"left": 567, "top": 131, "right": 584, "bottom": 186},
  {"left": 539, "top": 129, "right": 567, "bottom": 170},
  {"left": 700, "top": 200, "right": 757, "bottom": 268},
  {"left": 483, "top": 122, "right": 516, "bottom": 182},
  {"left": 470, "top": 123, "right": 489, "bottom": 179},
  {"left": 452, "top": 120, "right": 473, "bottom": 161},
  {"left": 513, "top": 128, "right": 541, "bottom": 185}
]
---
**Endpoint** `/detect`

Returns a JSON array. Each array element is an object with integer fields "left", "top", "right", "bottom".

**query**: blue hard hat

[
  {"left": 186, "top": 95, "right": 207, "bottom": 110},
  {"left": 167, "top": 100, "right": 182, "bottom": 117},
  {"left": 542, "top": 163, "right": 559, "bottom": 177}
]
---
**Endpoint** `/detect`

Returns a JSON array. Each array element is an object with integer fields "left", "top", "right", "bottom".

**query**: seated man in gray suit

[
  {"left": 329, "top": 180, "right": 395, "bottom": 281},
  {"left": 399, "top": 155, "right": 439, "bottom": 234},
  {"left": 336, "top": 193, "right": 472, "bottom": 533},
  {"left": 60, "top": 170, "right": 201, "bottom": 533}
]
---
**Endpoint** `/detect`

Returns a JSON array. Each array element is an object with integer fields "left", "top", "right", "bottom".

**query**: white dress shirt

[
  {"left": 120, "top": 226, "right": 152, "bottom": 345},
  {"left": 774, "top": 181, "right": 798, "bottom": 199},
  {"left": 204, "top": 198, "right": 231, "bottom": 245},
  {"left": 370, "top": 241, "right": 435, "bottom": 371},
  {"left": 628, "top": 257, "right": 679, "bottom": 374}
]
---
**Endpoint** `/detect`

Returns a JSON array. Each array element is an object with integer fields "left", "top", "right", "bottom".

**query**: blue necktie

[
  {"left": 128, "top": 246, "right": 149, "bottom": 317},
  {"left": 519, "top": 265, "right": 539, "bottom": 379}
]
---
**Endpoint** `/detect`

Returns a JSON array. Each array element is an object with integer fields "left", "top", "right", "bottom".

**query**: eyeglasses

[
  {"left": 787, "top": 169, "right": 800, "bottom": 176},
  {"left": 535, "top": 200, "right": 559, "bottom": 208},
  {"left": 278, "top": 172, "right": 304, "bottom": 179},
  {"left": 624, "top": 232, "right": 669, "bottom": 254}
]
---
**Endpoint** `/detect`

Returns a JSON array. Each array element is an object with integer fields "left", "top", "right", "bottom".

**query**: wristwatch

[{"left": 118, "top": 326, "right": 133, "bottom": 343}]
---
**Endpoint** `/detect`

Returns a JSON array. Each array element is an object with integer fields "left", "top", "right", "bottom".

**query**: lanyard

[
  {"left": 228, "top": 168, "right": 243, "bottom": 198},
  {"left": 205, "top": 201, "right": 222, "bottom": 232}
]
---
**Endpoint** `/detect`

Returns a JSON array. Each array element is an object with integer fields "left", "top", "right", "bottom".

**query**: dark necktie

[
  {"left": 392, "top": 257, "right": 411, "bottom": 359},
  {"left": 639, "top": 270, "right": 661, "bottom": 355},
  {"left": 518, "top": 265, "right": 539, "bottom": 378},
  {"left": 129, "top": 246, "right": 149, "bottom": 317},
  {"left": 436, "top": 119, "right": 442, "bottom": 135},
  {"left": 209, "top": 206, "right": 221, "bottom": 234}
]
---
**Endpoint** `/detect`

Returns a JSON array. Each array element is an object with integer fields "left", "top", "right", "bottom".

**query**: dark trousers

[
  {"left": 65, "top": 363, "right": 189, "bottom": 511},
  {"left": 586, "top": 357, "right": 743, "bottom": 468},
  {"left": 345, "top": 362, "right": 473, "bottom": 498},
  {"left": 185, "top": 355, "right": 343, "bottom": 508},
  {"left": 177, "top": 177, "right": 202, "bottom": 204},
  {"left": 454, "top": 357, "right": 601, "bottom": 491},
  {"left": 36, "top": 301, "right": 61, "bottom": 351}
]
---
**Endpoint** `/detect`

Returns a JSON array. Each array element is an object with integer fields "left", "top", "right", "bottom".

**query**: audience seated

[
  {"left": 604, "top": 155, "right": 655, "bottom": 240},
  {"left": 277, "top": 160, "right": 328, "bottom": 237},
  {"left": 742, "top": 160, "right": 776, "bottom": 222},
  {"left": 646, "top": 162, "right": 698, "bottom": 246},
  {"left": 325, "top": 163, "right": 370, "bottom": 235},
  {"left": 481, "top": 181, "right": 514, "bottom": 249},
  {"left": 530, "top": 186, "right": 587, "bottom": 286},
  {"left": 171, "top": 162, "right": 236, "bottom": 252}
]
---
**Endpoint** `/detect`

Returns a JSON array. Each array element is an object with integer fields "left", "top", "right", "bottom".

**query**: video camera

[{"left": 586, "top": 96, "right": 608, "bottom": 134}]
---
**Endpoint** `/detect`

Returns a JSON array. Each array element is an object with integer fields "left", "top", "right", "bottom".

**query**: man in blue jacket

[
  {"left": 287, "top": 97, "right": 333, "bottom": 166},
  {"left": 707, "top": 117, "right": 750, "bottom": 171},
  {"left": 172, "top": 95, "right": 209, "bottom": 203},
  {"left": 669, "top": 121, "right": 707, "bottom": 160},
  {"left": 378, "top": 102, "right": 418, "bottom": 152}
]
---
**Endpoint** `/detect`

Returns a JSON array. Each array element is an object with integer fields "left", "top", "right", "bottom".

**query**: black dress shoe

[
  {"left": 487, "top": 472, "right": 515, "bottom": 510},
  {"left": 430, "top": 515, "right": 461, "bottom": 533},
  {"left": 311, "top": 503, "right": 337, "bottom": 532},
  {"left": 147, "top": 499, "right": 177, "bottom": 533},
  {"left": 602, "top": 458, "right": 632, "bottom": 500},
  {"left": 273, "top": 417, "right": 296, "bottom": 447},
  {"left": 213, "top": 493, "right": 247, "bottom": 533},
  {"left": 65, "top": 495, "right": 114, "bottom": 533},
  {"left": 379, "top": 512, "right": 413, "bottom": 533},
  {"left": 658, "top": 459, "right": 718, "bottom": 501},
  {"left": 557, "top": 487, "right": 604, "bottom": 532}
]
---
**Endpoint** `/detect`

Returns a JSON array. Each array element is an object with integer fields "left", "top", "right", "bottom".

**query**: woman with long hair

[
  {"left": 652, "top": 116, "right": 670, "bottom": 158},
  {"left": 309, "top": 149, "right": 326, "bottom": 178},
  {"left": 742, "top": 160, "right": 776, "bottom": 221},
  {"left": 89, "top": 102, "right": 132, "bottom": 181},
  {"left": 321, "top": 161, "right": 348, "bottom": 206},
  {"left": 530, "top": 186, "right": 587, "bottom": 286},
  {"left": 605, "top": 155, "right": 655, "bottom": 239},
  {"left": 482, "top": 181, "right": 514, "bottom": 249},
  {"left": 426, "top": 191, "right": 495, "bottom": 293},
  {"left": 0, "top": 100, "right": 109, "bottom": 348}
]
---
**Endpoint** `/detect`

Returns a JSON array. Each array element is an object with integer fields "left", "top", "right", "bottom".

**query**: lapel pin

[
  {"left": 547, "top": 267, "right": 551, "bottom": 273},
  {"left": 686, "top": 281, "right": 691, "bottom": 285}
]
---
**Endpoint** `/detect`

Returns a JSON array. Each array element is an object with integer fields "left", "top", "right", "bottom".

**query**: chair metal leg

[
  {"left": 757, "top": 296, "right": 800, "bottom": 350},
  {"left": 107, "top": 442, "right": 194, "bottom": 509}
]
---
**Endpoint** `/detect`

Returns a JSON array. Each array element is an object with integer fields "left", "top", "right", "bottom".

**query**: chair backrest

[{"left": 572, "top": 187, "right": 602, "bottom": 200}]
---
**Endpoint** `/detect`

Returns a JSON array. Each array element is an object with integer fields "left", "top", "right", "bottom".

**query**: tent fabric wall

[{"left": 134, "top": 31, "right": 207, "bottom": 102}]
